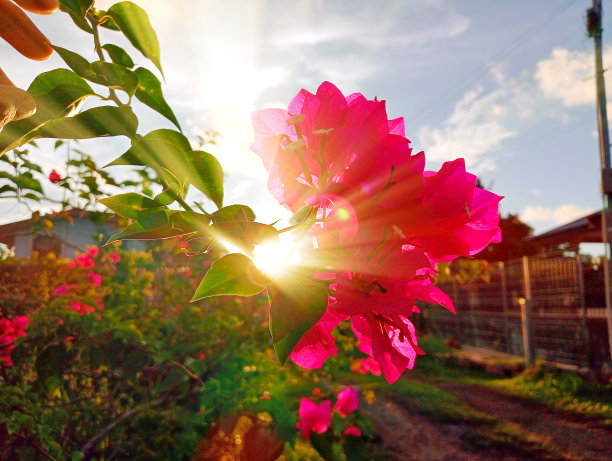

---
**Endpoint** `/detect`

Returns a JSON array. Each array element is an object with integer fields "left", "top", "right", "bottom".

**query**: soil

[{"left": 366, "top": 379, "right": 612, "bottom": 461}]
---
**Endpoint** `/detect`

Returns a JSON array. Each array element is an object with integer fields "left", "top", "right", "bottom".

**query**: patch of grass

[
  {"left": 492, "top": 367, "right": 612, "bottom": 426},
  {"left": 378, "top": 375, "right": 574, "bottom": 460},
  {"left": 461, "top": 421, "right": 579, "bottom": 460},
  {"left": 381, "top": 378, "right": 493, "bottom": 425}
]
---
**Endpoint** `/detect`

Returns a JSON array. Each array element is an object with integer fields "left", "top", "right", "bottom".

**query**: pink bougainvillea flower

[
  {"left": 73, "top": 253, "right": 95, "bottom": 269},
  {"left": 87, "top": 247, "right": 99, "bottom": 257},
  {"left": 251, "top": 81, "right": 407, "bottom": 211},
  {"left": 87, "top": 271, "right": 102, "bottom": 286},
  {"left": 290, "top": 307, "right": 346, "bottom": 369},
  {"left": 53, "top": 284, "right": 68, "bottom": 296},
  {"left": 334, "top": 387, "right": 359, "bottom": 418},
  {"left": 252, "top": 82, "right": 502, "bottom": 383},
  {"left": 109, "top": 252, "right": 121, "bottom": 263},
  {"left": 0, "top": 316, "right": 28, "bottom": 367},
  {"left": 71, "top": 301, "right": 95, "bottom": 315},
  {"left": 296, "top": 398, "right": 332, "bottom": 440},
  {"left": 344, "top": 425, "right": 362, "bottom": 437},
  {"left": 48, "top": 169, "right": 61, "bottom": 183}
]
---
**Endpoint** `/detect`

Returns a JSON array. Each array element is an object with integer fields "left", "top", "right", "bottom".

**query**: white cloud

[
  {"left": 521, "top": 204, "right": 592, "bottom": 225},
  {"left": 535, "top": 46, "right": 612, "bottom": 107},
  {"left": 416, "top": 86, "right": 516, "bottom": 172}
]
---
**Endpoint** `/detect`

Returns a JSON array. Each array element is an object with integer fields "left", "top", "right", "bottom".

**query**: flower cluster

[
  {"left": 252, "top": 82, "right": 502, "bottom": 383},
  {"left": 52, "top": 246, "right": 119, "bottom": 316},
  {"left": 0, "top": 311, "right": 28, "bottom": 367},
  {"left": 297, "top": 386, "right": 361, "bottom": 440}
]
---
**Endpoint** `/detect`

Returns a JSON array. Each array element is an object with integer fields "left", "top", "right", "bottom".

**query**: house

[{"left": 0, "top": 208, "right": 143, "bottom": 258}]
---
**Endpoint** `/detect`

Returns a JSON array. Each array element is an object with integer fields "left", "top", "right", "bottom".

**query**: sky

[{"left": 1, "top": 0, "right": 611, "bottom": 240}]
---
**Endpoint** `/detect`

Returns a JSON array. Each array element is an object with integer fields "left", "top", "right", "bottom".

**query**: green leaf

[
  {"left": 105, "top": 210, "right": 183, "bottom": 244},
  {"left": 213, "top": 221, "right": 278, "bottom": 250},
  {"left": 102, "top": 44, "right": 135, "bottom": 68},
  {"left": 0, "top": 70, "right": 96, "bottom": 155},
  {"left": 98, "top": 192, "right": 162, "bottom": 219},
  {"left": 51, "top": 45, "right": 92, "bottom": 77},
  {"left": 105, "top": 2, "right": 163, "bottom": 76},
  {"left": 28, "top": 106, "right": 138, "bottom": 141},
  {"left": 169, "top": 211, "right": 211, "bottom": 233},
  {"left": 134, "top": 67, "right": 180, "bottom": 130},
  {"left": 106, "top": 128, "right": 190, "bottom": 167},
  {"left": 90, "top": 61, "right": 139, "bottom": 95},
  {"left": 189, "top": 150, "right": 224, "bottom": 208},
  {"left": 269, "top": 274, "right": 328, "bottom": 365},
  {"left": 28, "top": 68, "right": 94, "bottom": 97},
  {"left": 191, "top": 253, "right": 266, "bottom": 301},
  {"left": 13, "top": 173, "right": 43, "bottom": 193},
  {"left": 58, "top": 0, "right": 94, "bottom": 33},
  {"left": 212, "top": 205, "right": 256, "bottom": 222}
]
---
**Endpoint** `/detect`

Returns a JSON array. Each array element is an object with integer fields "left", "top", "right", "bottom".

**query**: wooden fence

[{"left": 422, "top": 252, "right": 611, "bottom": 369}]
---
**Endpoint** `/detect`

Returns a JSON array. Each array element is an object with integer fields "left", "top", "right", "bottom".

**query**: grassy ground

[
  {"left": 413, "top": 336, "right": 612, "bottom": 426},
  {"left": 330, "top": 336, "right": 612, "bottom": 459}
]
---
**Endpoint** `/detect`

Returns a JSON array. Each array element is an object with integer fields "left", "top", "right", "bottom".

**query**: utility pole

[{"left": 586, "top": 0, "right": 612, "bottom": 364}]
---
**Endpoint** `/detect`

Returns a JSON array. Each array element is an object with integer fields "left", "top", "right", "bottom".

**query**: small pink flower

[
  {"left": 68, "top": 260, "right": 76, "bottom": 269},
  {"left": 109, "top": 252, "right": 121, "bottom": 263},
  {"left": 344, "top": 425, "right": 362, "bottom": 437},
  {"left": 53, "top": 284, "right": 68, "bottom": 296},
  {"left": 49, "top": 169, "right": 61, "bottom": 183},
  {"left": 334, "top": 387, "right": 359, "bottom": 418},
  {"left": 87, "top": 247, "right": 99, "bottom": 257},
  {"left": 296, "top": 398, "right": 331, "bottom": 440},
  {"left": 88, "top": 272, "right": 102, "bottom": 286}
]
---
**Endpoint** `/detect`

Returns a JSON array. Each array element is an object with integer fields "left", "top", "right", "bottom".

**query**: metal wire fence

[{"left": 422, "top": 251, "right": 610, "bottom": 369}]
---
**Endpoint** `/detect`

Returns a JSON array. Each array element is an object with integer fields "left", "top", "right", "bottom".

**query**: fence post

[
  {"left": 521, "top": 256, "right": 535, "bottom": 365},
  {"left": 575, "top": 251, "right": 590, "bottom": 365},
  {"left": 499, "top": 261, "right": 511, "bottom": 353}
]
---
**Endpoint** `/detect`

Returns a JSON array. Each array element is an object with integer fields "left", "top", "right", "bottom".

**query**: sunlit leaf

[
  {"left": 102, "top": 43, "right": 135, "bottom": 68},
  {"left": 213, "top": 221, "right": 277, "bottom": 250},
  {"left": 189, "top": 150, "right": 224, "bottom": 208},
  {"left": 28, "top": 68, "right": 94, "bottom": 97},
  {"left": 51, "top": 45, "right": 92, "bottom": 77},
  {"left": 29, "top": 106, "right": 138, "bottom": 141},
  {"left": 0, "top": 70, "right": 96, "bottom": 155},
  {"left": 169, "top": 211, "right": 211, "bottom": 233},
  {"left": 269, "top": 274, "right": 328, "bottom": 365},
  {"left": 105, "top": 210, "right": 184, "bottom": 244},
  {"left": 98, "top": 192, "right": 163, "bottom": 219},
  {"left": 58, "top": 0, "right": 94, "bottom": 33},
  {"left": 106, "top": 128, "right": 190, "bottom": 167},
  {"left": 90, "top": 61, "right": 139, "bottom": 95},
  {"left": 191, "top": 253, "right": 266, "bottom": 301},
  {"left": 105, "top": 1, "right": 163, "bottom": 76},
  {"left": 212, "top": 205, "right": 256, "bottom": 222},
  {"left": 134, "top": 67, "right": 180, "bottom": 130}
]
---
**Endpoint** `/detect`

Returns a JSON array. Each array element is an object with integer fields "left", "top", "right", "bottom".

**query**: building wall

[{"left": 12, "top": 217, "right": 145, "bottom": 258}]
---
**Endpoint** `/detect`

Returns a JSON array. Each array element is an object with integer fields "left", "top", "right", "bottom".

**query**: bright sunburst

[{"left": 252, "top": 237, "right": 301, "bottom": 277}]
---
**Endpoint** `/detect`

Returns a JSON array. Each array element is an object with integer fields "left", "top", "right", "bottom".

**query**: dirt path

[
  {"left": 366, "top": 397, "right": 520, "bottom": 461},
  {"left": 365, "top": 379, "right": 612, "bottom": 461},
  {"left": 438, "top": 382, "right": 612, "bottom": 461}
]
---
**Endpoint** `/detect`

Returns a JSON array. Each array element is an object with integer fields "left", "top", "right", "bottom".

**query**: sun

[{"left": 252, "top": 237, "right": 301, "bottom": 277}]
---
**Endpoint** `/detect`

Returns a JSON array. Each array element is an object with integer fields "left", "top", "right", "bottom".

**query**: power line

[{"left": 407, "top": 0, "right": 580, "bottom": 130}]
